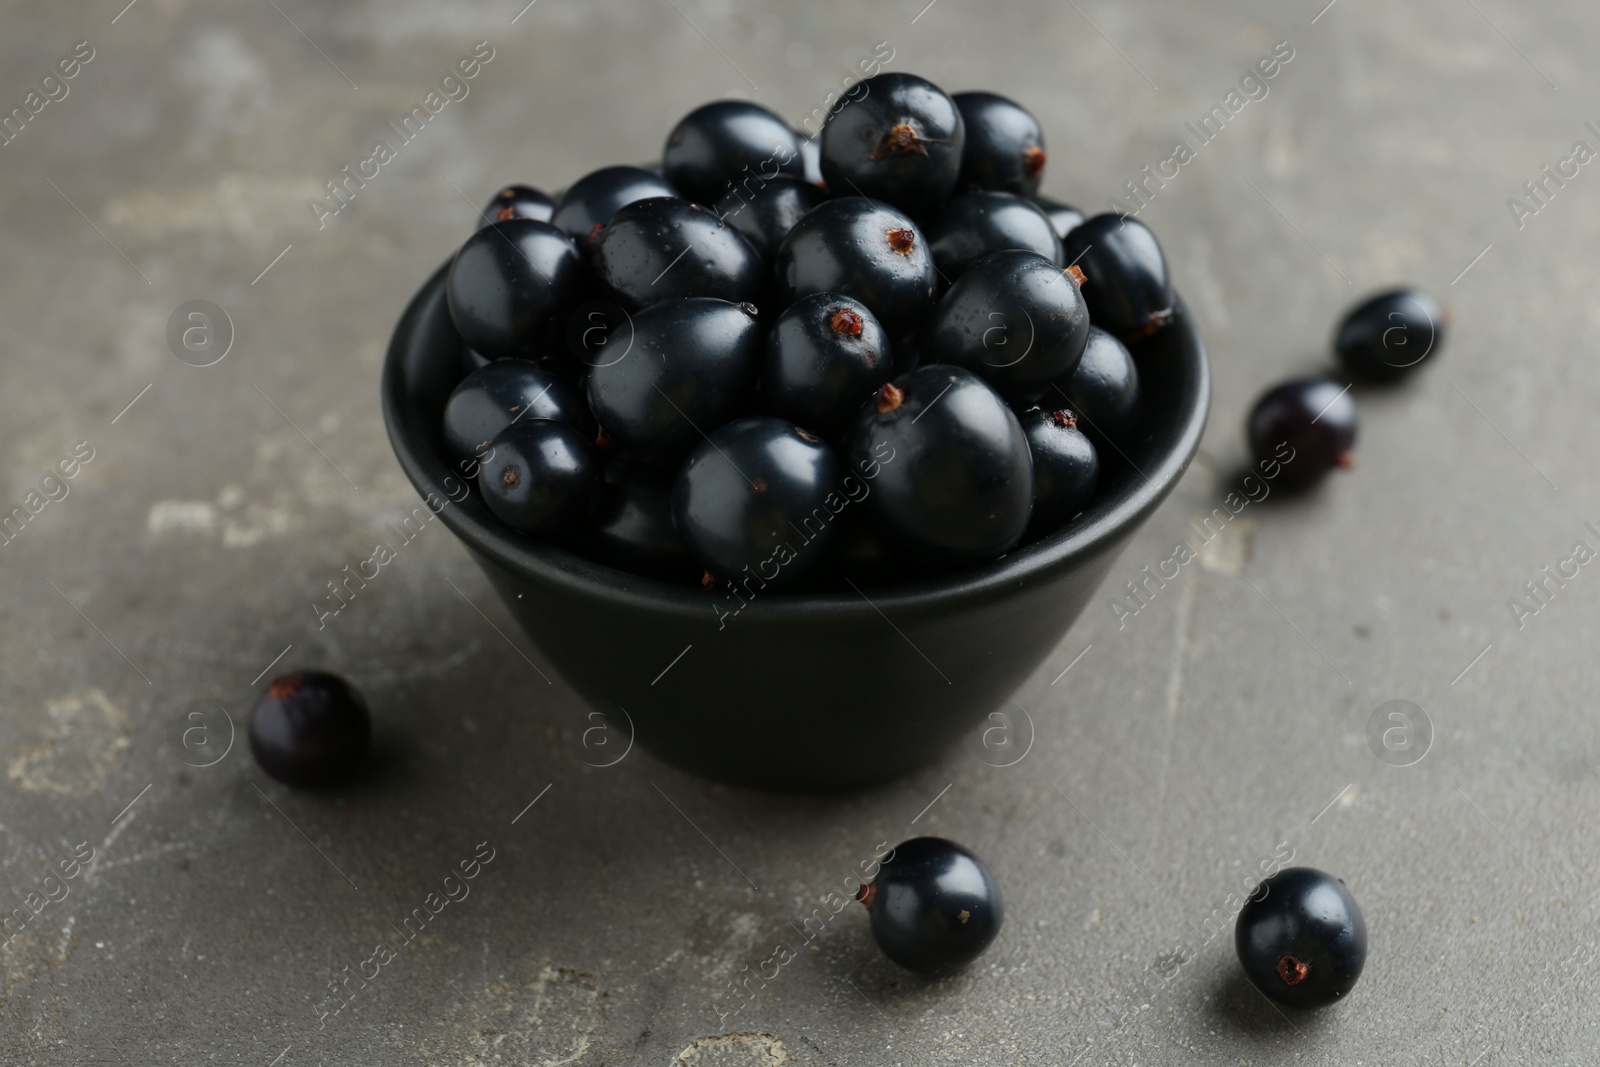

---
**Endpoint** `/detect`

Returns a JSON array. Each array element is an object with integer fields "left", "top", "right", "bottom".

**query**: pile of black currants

[{"left": 439, "top": 73, "right": 1175, "bottom": 592}]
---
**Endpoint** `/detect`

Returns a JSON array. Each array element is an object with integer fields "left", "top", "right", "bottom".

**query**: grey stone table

[{"left": 0, "top": 0, "right": 1595, "bottom": 1062}]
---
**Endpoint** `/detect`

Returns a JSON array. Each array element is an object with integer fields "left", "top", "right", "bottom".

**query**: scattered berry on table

[
  {"left": 1247, "top": 377, "right": 1357, "bottom": 489},
  {"left": 249, "top": 671, "right": 370, "bottom": 788},
  {"left": 1335, "top": 287, "right": 1447, "bottom": 381},
  {"left": 1235, "top": 867, "right": 1367, "bottom": 1009},
  {"left": 858, "top": 837, "right": 1004, "bottom": 974}
]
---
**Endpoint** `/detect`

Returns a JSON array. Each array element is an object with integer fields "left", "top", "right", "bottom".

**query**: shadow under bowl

[{"left": 382, "top": 263, "right": 1210, "bottom": 791}]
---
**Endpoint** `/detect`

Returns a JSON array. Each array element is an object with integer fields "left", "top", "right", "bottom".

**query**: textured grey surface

[{"left": 0, "top": 0, "right": 1595, "bottom": 1063}]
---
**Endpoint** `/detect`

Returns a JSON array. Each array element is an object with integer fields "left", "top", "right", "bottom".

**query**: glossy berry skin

[
  {"left": 1060, "top": 214, "right": 1175, "bottom": 340},
  {"left": 442, "top": 360, "right": 594, "bottom": 467},
  {"left": 858, "top": 837, "right": 1003, "bottom": 975},
  {"left": 586, "top": 298, "right": 762, "bottom": 461},
  {"left": 848, "top": 366, "right": 1033, "bottom": 563},
  {"left": 479, "top": 184, "right": 555, "bottom": 228},
  {"left": 586, "top": 455, "right": 697, "bottom": 581},
  {"left": 446, "top": 219, "right": 583, "bottom": 361},
  {"left": 591, "top": 197, "right": 764, "bottom": 310},
  {"left": 952, "top": 91, "right": 1047, "bottom": 196},
  {"left": 925, "top": 191, "right": 1063, "bottom": 280},
  {"left": 798, "top": 136, "right": 823, "bottom": 186},
  {"left": 672, "top": 416, "right": 844, "bottom": 589},
  {"left": 1056, "top": 326, "right": 1141, "bottom": 444},
  {"left": 550, "top": 165, "right": 679, "bottom": 244},
  {"left": 1019, "top": 407, "right": 1099, "bottom": 536},
  {"left": 919, "top": 249, "right": 1090, "bottom": 397},
  {"left": 1235, "top": 867, "right": 1367, "bottom": 1009},
  {"left": 662, "top": 99, "right": 805, "bottom": 205},
  {"left": 1335, "top": 288, "right": 1446, "bottom": 381},
  {"left": 249, "top": 671, "right": 370, "bottom": 788},
  {"left": 479, "top": 419, "right": 602, "bottom": 535},
  {"left": 718, "top": 175, "right": 828, "bottom": 260},
  {"left": 775, "top": 197, "right": 937, "bottom": 337},
  {"left": 759, "top": 293, "right": 893, "bottom": 440},
  {"left": 819, "top": 73, "right": 965, "bottom": 215},
  {"left": 1247, "top": 377, "right": 1357, "bottom": 489},
  {"left": 1031, "top": 195, "right": 1086, "bottom": 240}
]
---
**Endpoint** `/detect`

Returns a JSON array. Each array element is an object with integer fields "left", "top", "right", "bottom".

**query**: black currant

[
  {"left": 672, "top": 415, "right": 844, "bottom": 590},
  {"left": 952, "top": 90, "right": 1047, "bottom": 196},
  {"left": 857, "top": 837, "right": 1003, "bottom": 975},
  {"left": 918, "top": 249, "right": 1090, "bottom": 397},
  {"left": 249, "top": 671, "right": 370, "bottom": 788},
  {"left": 716, "top": 175, "right": 828, "bottom": 260},
  {"left": 774, "top": 196, "right": 937, "bottom": 337},
  {"left": 924, "top": 191, "right": 1063, "bottom": 280},
  {"left": 1060, "top": 214, "right": 1174, "bottom": 340},
  {"left": 586, "top": 297, "right": 762, "bottom": 461},
  {"left": 479, "top": 184, "right": 555, "bottom": 228},
  {"left": 1019, "top": 406, "right": 1099, "bottom": 536},
  {"left": 479, "top": 419, "right": 602, "bottom": 535},
  {"left": 1235, "top": 867, "right": 1367, "bottom": 1009},
  {"left": 446, "top": 218, "right": 583, "bottom": 360},
  {"left": 759, "top": 293, "right": 893, "bottom": 441},
  {"left": 1031, "top": 195, "right": 1086, "bottom": 240},
  {"left": 550, "top": 165, "right": 679, "bottom": 244},
  {"left": 586, "top": 455, "right": 697, "bottom": 581},
  {"left": 1055, "top": 326, "right": 1141, "bottom": 445},
  {"left": 591, "top": 197, "right": 764, "bottom": 310},
  {"left": 662, "top": 99, "right": 805, "bottom": 205},
  {"left": 1335, "top": 287, "right": 1447, "bottom": 381},
  {"left": 442, "top": 359, "right": 594, "bottom": 468},
  {"left": 819, "top": 73, "right": 965, "bottom": 214},
  {"left": 1247, "top": 377, "right": 1356, "bottom": 489},
  {"left": 848, "top": 365, "right": 1033, "bottom": 563}
]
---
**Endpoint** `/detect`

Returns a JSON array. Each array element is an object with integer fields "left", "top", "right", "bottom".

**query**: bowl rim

[{"left": 382, "top": 261, "right": 1210, "bottom": 623}]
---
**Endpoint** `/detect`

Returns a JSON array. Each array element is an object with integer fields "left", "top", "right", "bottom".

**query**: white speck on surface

[{"left": 146, "top": 500, "right": 217, "bottom": 535}]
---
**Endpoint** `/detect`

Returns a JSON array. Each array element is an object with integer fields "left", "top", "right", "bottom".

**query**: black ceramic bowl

[{"left": 382, "top": 262, "right": 1209, "bottom": 791}]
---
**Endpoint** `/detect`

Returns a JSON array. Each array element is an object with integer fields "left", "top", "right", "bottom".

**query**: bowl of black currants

[{"left": 383, "top": 73, "right": 1209, "bottom": 791}]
